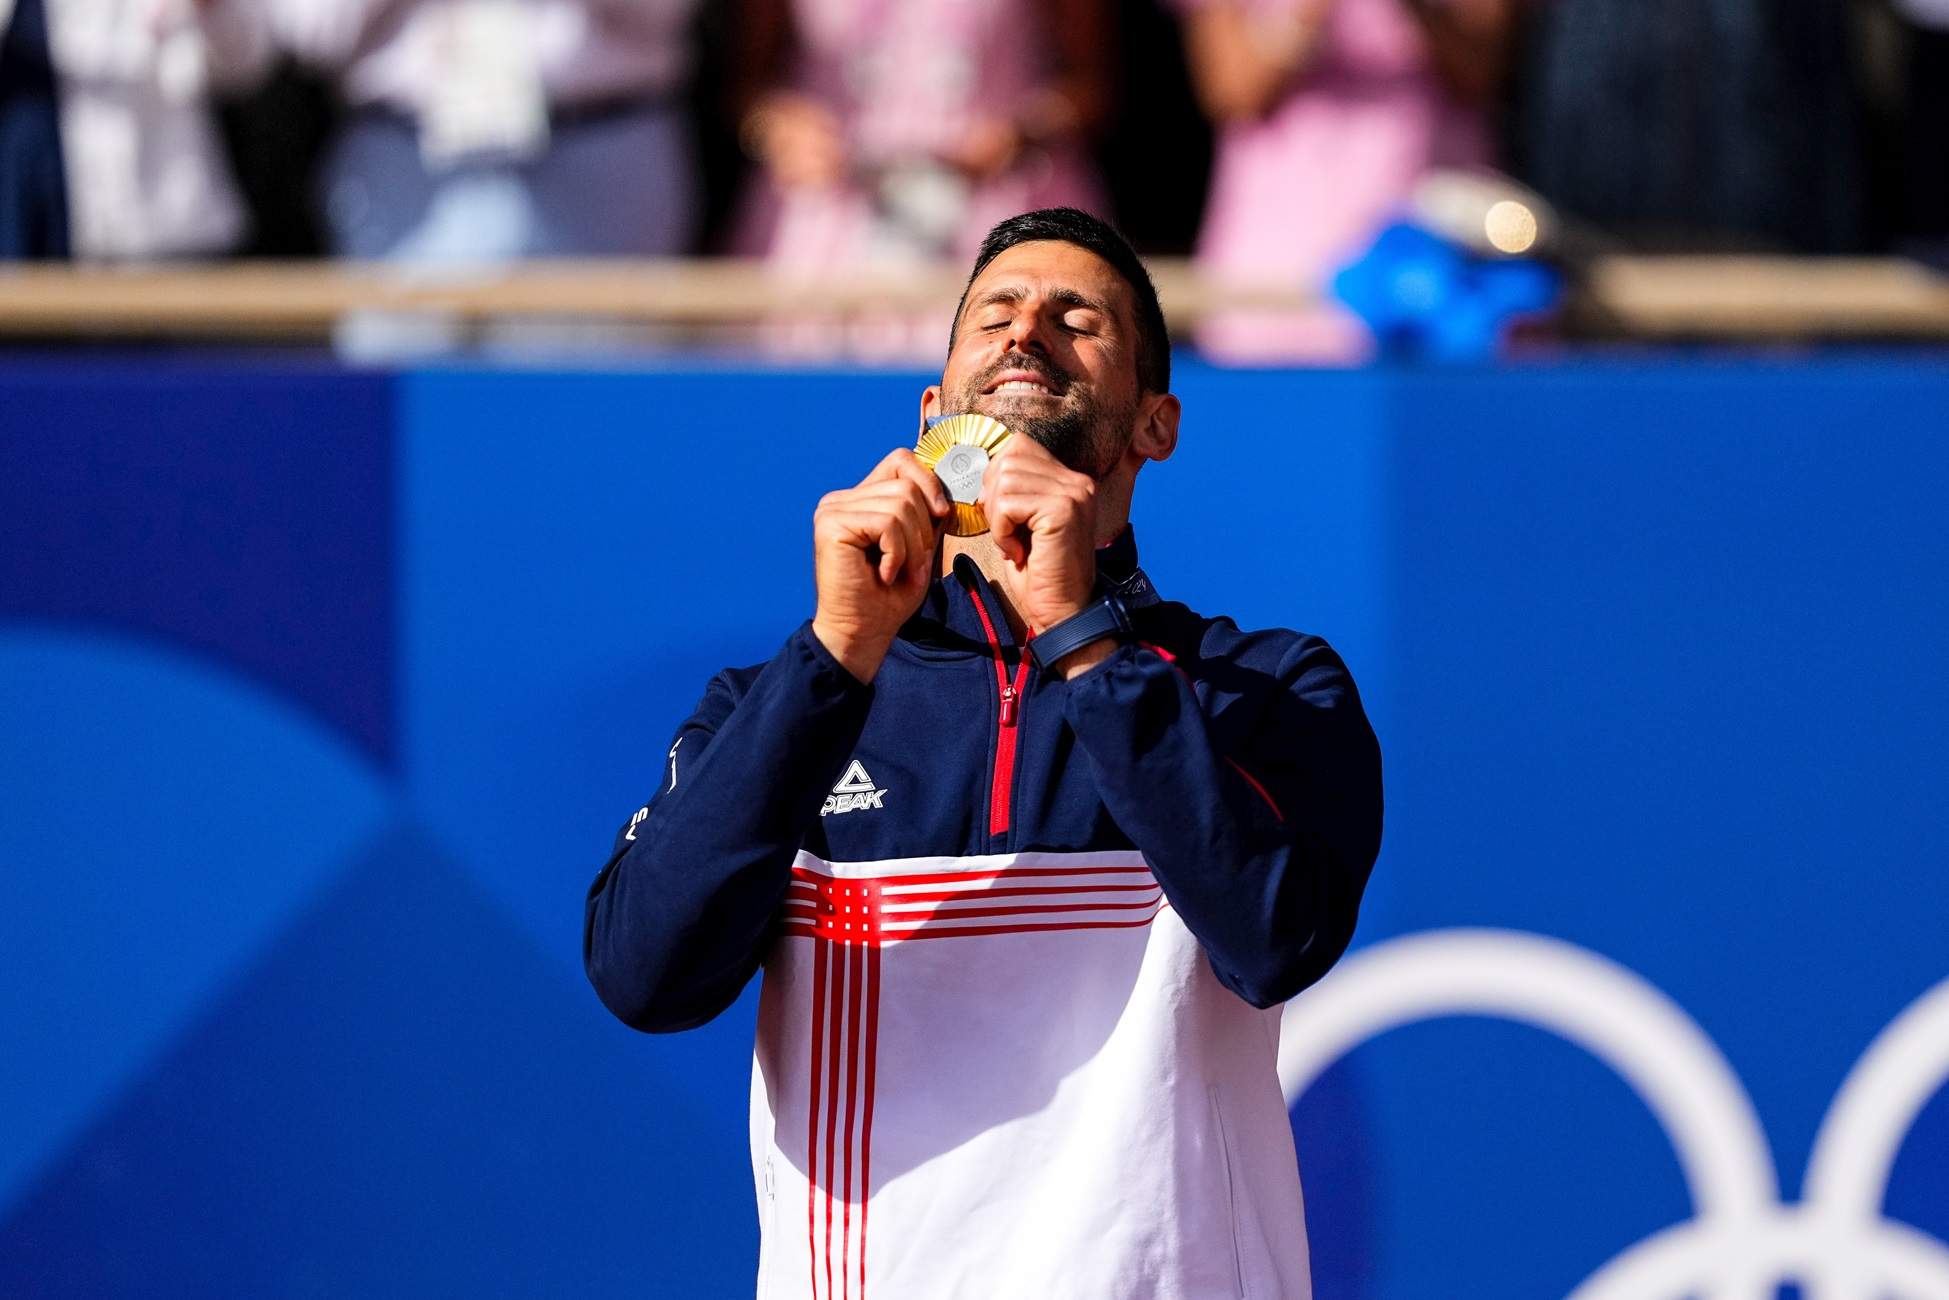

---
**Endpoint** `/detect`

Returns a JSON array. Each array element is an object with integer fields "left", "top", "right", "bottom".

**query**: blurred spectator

[
  {"left": 729, "top": 0, "right": 1111, "bottom": 357},
  {"left": 1503, "top": 0, "right": 1864, "bottom": 253},
  {"left": 213, "top": 52, "right": 338, "bottom": 257},
  {"left": 1095, "top": 0, "right": 1213, "bottom": 258},
  {"left": 0, "top": 0, "right": 270, "bottom": 260},
  {"left": 1174, "top": 0, "right": 1514, "bottom": 363},
  {"left": 0, "top": 0, "right": 64, "bottom": 257},
  {"left": 1885, "top": 0, "right": 1949, "bottom": 258},
  {"left": 266, "top": 0, "right": 701, "bottom": 264}
]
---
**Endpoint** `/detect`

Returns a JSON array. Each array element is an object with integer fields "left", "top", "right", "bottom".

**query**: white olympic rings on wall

[{"left": 1278, "top": 929, "right": 1949, "bottom": 1300}]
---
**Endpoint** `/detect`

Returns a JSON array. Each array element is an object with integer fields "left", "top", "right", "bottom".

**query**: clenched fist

[
  {"left": 811, "top": 449, "right": 951, "bottom": 683},
  {"left": 980, "top": 435, "right": 1107, "bottom": 673}
]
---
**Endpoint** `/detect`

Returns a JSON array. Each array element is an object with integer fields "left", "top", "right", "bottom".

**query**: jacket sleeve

[
  {"left": 1060, "top": 634, "right": 1383, "bottom": 1008},
  {"left": 583, "top": 622, "right": 873, "bottom": 1032}
]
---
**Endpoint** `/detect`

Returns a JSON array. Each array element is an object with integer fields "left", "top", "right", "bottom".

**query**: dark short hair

[{"left": 951, "top": 208, "right": 1171, "bottom": 394}]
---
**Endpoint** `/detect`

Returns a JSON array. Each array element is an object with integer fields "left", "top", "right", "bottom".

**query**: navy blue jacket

[{"left": 584, "top": 528, "right": 1383, "bottom": 1031}]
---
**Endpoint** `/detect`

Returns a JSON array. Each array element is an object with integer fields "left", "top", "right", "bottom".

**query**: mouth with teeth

[{"left": 979, "top": 365, "right": 1068, "bottom": 400}]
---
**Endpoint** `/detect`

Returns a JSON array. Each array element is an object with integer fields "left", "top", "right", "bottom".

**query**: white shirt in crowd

[
  {"left": 264, "top": 0, "right": 698, "bottom": 117},
  {"left": 1, "top": 0, "right": 270, "bottom": 259},
  {"left": 0, "top": 0, "right": 699, "bottom": 259}
]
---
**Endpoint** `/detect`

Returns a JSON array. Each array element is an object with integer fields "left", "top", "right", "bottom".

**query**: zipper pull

[{"left": 999, "top": 684, "right": 1018, "bottom": 727}]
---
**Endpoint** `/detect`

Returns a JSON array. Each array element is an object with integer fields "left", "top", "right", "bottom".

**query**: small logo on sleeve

[{"left": 821, "top": 760, "right": 886, "bottom": 817}]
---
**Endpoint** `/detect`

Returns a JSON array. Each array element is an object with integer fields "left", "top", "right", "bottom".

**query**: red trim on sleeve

[
  {"left": 1144, "top": 641, "right": 1284, "bottom": 822},
  {"left": 1224, "top": 757, "right": 1285, "bottom": 822}
]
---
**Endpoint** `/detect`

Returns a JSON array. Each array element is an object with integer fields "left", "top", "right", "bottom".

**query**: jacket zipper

[{"left": 963, "top": 585, "right": 1028, "bottom": 839}]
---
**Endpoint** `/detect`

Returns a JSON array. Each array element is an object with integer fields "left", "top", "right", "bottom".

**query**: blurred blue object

[{"left": 1333, "top": 221, "right": 1560, "bottom": 362}]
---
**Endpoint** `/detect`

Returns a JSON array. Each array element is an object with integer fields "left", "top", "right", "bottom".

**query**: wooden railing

[{"left": 0, "top": 256, "right": 1945, "bottom": 343}]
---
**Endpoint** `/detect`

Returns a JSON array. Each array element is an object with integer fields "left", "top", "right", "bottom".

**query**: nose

[{"left": 1003, "top": 304, "right": 1054, "bottom": 358}]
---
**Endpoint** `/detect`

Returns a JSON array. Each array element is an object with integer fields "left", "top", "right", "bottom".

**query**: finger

[
  {"left": 907, "top": 532, "right": 935, "bottom": 586},
  {"left": 982, "top": 489, "right": 1035, "bottom": 567},
  {"left": 882, "top": 502, "right": 923, "bottom": 589},
  {"left": 993, "top": 432, "right": 1062, "bottom": 470},
  {"left": 880, "top": 497, "right": 926, "bottom": 587},
  {"left": 863, "top": 446, "right": 928, "bottom": 490},
  {"left": 981, "top": 462, "right": 1045, "bottom": 542},
  {"left": 888, "top": 491, "right": 936, "bottom": 580},
  {"left": 984, "top": 466, "right": 1071, "bottom": 512},
  {"left": 861, "top": 452, "right": 951, "bottom": 522},
  {"left": 991, "top": 447, "right": 1097, "bottom": 517},
  {"left": 979, "top": 462, "right": 1017, "bottom": 556},
  {"left": 878, "top": 519, "right": 907, "bottom": 586},
  {"left": 847, "top": 474, "right": 948, "bottom": 523},
  {"left": 986, "top": 456, "right": 1094, "bottom": 522},
  {"left": 838, "top": 482, "right": 941, "bottom": 559},
  {"left": 818, "top": 506, "right": 894, "bottom": 555},
  {"left": 832, "top": 497, "right": 930, "bottom": 586},
  {"left": 988, "top": 476, "right": 1089, "bottom": 566},
  {"left": 889, "top": 452, "right": 952, "bottom": 517},
  {"left": 820, "top": 500, "right": 921, "bottom": 552},
  {"left": 866, "top": 448, "right": 951, "bottom": 519},
  {"left": 861, "top": 446, "right": 917, "bottom": 485}
]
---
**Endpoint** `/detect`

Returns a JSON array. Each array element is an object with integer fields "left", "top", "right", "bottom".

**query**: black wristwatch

[{"left": 1029, "top": 595, "right": 1133, "bottom": 671}]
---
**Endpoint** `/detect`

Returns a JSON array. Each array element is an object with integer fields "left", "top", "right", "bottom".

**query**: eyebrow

[{"left": 968, "top": 284, "right": 1114, "bottom": 318}]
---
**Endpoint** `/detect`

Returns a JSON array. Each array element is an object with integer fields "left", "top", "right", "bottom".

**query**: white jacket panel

[{"left": 749, "top": 849, "right": 1313, "bottom": 1300}]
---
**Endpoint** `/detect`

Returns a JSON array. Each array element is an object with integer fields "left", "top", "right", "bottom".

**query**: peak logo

[{"left": 821, "top": 760, "right": 885, "bottom": 817}]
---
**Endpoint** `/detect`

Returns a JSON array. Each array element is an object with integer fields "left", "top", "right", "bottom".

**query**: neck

[
  {"left": 939, "top": 492, "right": 1130, "bottom": 643},
  {"left": 939, "top": 536, "right": 1032, "bottom": 643}
]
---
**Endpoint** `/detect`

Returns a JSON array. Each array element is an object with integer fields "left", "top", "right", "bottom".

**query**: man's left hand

[{"left": 982, "top": 437, "right": 1114, "bottom": 676}]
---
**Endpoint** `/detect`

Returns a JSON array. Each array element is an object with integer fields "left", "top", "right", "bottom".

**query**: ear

[
  {"left": 920, "top": 384, "right": 944, "bottom": 427},
  {"left": 1131, "top": 391, "right": 1180, "bottom": 464}
]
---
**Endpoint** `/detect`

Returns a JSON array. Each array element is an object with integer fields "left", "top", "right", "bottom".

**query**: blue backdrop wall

[{"left": 2, "top": 356, "right": 1945, "bottom": 1297}]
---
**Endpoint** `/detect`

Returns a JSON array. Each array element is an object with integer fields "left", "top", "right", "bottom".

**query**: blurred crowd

[{"left": 3, "top": 0, "right": 1948, "bottom": 359}]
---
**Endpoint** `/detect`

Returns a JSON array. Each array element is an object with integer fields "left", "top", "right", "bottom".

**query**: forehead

[{"left": 960, "top": 240, "right": 1134, "bottom": 324}]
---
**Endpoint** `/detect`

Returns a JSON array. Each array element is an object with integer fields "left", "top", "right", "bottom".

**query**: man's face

[{"left": 938, "top": 241, "right": 1144, "bottom": 480}]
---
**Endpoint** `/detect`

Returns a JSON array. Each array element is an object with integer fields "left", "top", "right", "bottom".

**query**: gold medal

[{"left": 915, "top": 413, "right": 1011, "bottom": 537}]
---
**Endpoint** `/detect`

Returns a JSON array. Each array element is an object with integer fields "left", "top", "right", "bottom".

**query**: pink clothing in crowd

[
  {"left": 736, "top": 0, "right": 1103, "bottom": 359},
  {"left": 1179, "top": 0, "right": 1490, "bottom": 362}
]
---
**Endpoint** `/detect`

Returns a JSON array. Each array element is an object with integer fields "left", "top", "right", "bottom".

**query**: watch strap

[{"left": 1029, "top": 595, "right": 1132, "bottom": 671}]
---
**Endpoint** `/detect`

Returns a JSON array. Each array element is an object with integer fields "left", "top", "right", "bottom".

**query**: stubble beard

[{"left": 951, "top": 377, "right": 1133, "bottom": 482}]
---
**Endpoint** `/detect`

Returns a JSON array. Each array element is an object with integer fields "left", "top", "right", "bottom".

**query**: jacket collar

[
  {"left": 903, "top": 525, "right": 1145, "bottom": 654},
  {"left": 1095, "top": 523, "right": 1141, "bottom": 588}
]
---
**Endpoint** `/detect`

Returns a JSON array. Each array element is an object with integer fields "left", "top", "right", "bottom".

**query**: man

[{"left": 585, "top": 208, "right": 1382, "bottom": 1298}]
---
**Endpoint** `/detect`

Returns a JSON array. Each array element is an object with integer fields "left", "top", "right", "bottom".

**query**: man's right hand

[{"left": 811, "top": 449, "right": 950, "bottom": 683}]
